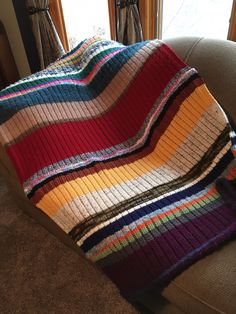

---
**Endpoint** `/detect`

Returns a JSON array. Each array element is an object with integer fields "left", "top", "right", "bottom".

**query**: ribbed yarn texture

[{"left": 0, "top": 37, "right": 236, "bottom": 297}]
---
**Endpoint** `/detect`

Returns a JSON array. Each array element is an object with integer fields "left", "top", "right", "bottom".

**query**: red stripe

[
  {"left": 7, "top": 45, "right": 185, "bottom": 182},
  {"left": 31, "top": 78, "right": 202, "bottom": 204}
]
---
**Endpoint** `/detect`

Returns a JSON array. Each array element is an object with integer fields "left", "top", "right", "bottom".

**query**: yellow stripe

[{"left": 37, "top": 84, "right": 214, "bottom": 215}]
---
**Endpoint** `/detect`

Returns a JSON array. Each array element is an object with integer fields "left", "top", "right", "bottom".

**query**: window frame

[
  {"left": 108, "top": 0, "right": 116, "bottom": 40},
  {"left": 228, "top": 0, "right": 236, "bottom": 41},
  {"left": 51, "top": 0, "right": 236, "bottom": 44},
  {"left": 139, "top": 0, "right": 158, "bottom": 40},
  {"left": 49, "top": 0, "right": 69, "bottom": 51}
]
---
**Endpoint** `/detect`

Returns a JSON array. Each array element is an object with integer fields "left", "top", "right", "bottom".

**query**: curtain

[
  {"left": 26, "top": 0, "right": 64, "bottom": 69},
  {"left": 117, "top": 0, "right": 143, "bottom": 45}
]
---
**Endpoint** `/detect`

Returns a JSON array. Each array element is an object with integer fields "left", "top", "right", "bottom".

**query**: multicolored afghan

[{"left": 0, "top": 37, "right": 236, "bottom": 298}]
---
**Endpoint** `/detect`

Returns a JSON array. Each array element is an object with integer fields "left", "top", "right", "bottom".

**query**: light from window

[
  {"left": 162, "top": 0, "right": 233, "bottom": 39},
  {"left": 61, "top": 0, "right": 111, "bottom": 49}
]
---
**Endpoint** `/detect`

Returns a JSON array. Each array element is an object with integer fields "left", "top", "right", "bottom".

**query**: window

[
  {"left": 161, "top": 0, "right": 233, "bottom": 40},
  {"left": 51, "top": 0, "right": 236, "bottom": 50},
  {"left": 61, "top": 0, "right": 111, "bottom": 49}
]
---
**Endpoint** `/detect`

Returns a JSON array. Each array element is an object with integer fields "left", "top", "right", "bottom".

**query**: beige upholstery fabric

[
  {"left": 159, "top": 37, "right": 236, "bottom": 314},
  {"left": 138, "top": 292, "right": 184, "bottom": 313},
  {"left": 164, "top": 37, "right": 236, "bottom": 122},
  {"left": 162, "top": 241, "right": 236, "bottom": 314}
]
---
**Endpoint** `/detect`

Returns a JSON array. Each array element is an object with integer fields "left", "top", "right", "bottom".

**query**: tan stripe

[{"left": 0, "top": 42, "right": 161, "bottom": 146}]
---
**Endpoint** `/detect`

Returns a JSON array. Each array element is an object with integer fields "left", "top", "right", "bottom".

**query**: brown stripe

[{"left": 69, "top": 128, "right": 230, "bottom": 241}]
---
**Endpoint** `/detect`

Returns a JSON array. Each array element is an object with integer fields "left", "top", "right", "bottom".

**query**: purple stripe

[{"left": 102, "top": 204, "right": 236, "bottom": 297}]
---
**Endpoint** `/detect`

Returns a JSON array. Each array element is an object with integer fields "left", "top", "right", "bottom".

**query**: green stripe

[
  {"left": 0, "top": 47, "right": 120, "bottom": 95},
  {"left": 89, "top": 192, "right": 221, "bottom": 261},
  {"left": 70, "top": 128, "right": 230, "bottom": 242}
]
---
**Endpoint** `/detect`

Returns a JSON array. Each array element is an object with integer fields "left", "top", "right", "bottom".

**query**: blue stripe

[
  {"left": 81, "top": 149, "right": 234, "bottom": 252},
  {"left": 0, "top": 41, "right": 147, "bottom": 124}
]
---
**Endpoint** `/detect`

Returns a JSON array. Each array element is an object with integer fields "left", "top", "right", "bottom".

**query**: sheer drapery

[
  {"left": 117, "top": 0, "right": 143, "bottom": 45},
  {"left": 26, "top": 0, "right": 64, "bottom": 69}
]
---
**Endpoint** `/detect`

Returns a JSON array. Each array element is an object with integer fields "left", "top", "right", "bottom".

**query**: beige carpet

[{"left": 0, "top": 175, "right": 137, "bottom": 313}]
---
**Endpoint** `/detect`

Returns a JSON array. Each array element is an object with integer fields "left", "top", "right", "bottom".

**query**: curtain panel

[
  {"left": 117, "top": 0, "right": 143, "bottom": 45},
  {"left": 26, "top": 0, "right": 64, "bottom": 69}
]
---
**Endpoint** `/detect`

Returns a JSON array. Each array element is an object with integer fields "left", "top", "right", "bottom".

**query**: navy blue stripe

[
  {"left": 81, "top": 150, "right": 234, "bottom": 252},
  {"left": 0, "top": 41, "right": 147, "bottom": 124}
]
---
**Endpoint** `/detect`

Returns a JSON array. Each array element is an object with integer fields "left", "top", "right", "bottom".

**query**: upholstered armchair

[{"left": 0, "top": 37, "right": 236, "bottom": 314}]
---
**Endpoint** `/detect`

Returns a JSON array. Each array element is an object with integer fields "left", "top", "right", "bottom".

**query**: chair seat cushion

[{"left": 163, "top": 239, "right": 236, "bottom": 313}]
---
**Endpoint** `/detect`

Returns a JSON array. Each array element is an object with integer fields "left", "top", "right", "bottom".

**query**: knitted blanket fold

[{"left": 0, "top": 37, "right": 236, "bottom": 298}]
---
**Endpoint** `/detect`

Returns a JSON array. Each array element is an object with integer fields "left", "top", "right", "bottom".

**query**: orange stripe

[
  {"left": 37, "top": 85, "right": 215, "bottom": 215},
  {"left": 90, "top": 187, "right": 217, "bottom": 259}
]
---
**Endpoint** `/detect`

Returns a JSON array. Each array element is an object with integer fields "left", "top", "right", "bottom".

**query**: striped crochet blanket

[{"left": 0, "top": 37, "right": 236, "bottom": 298}]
